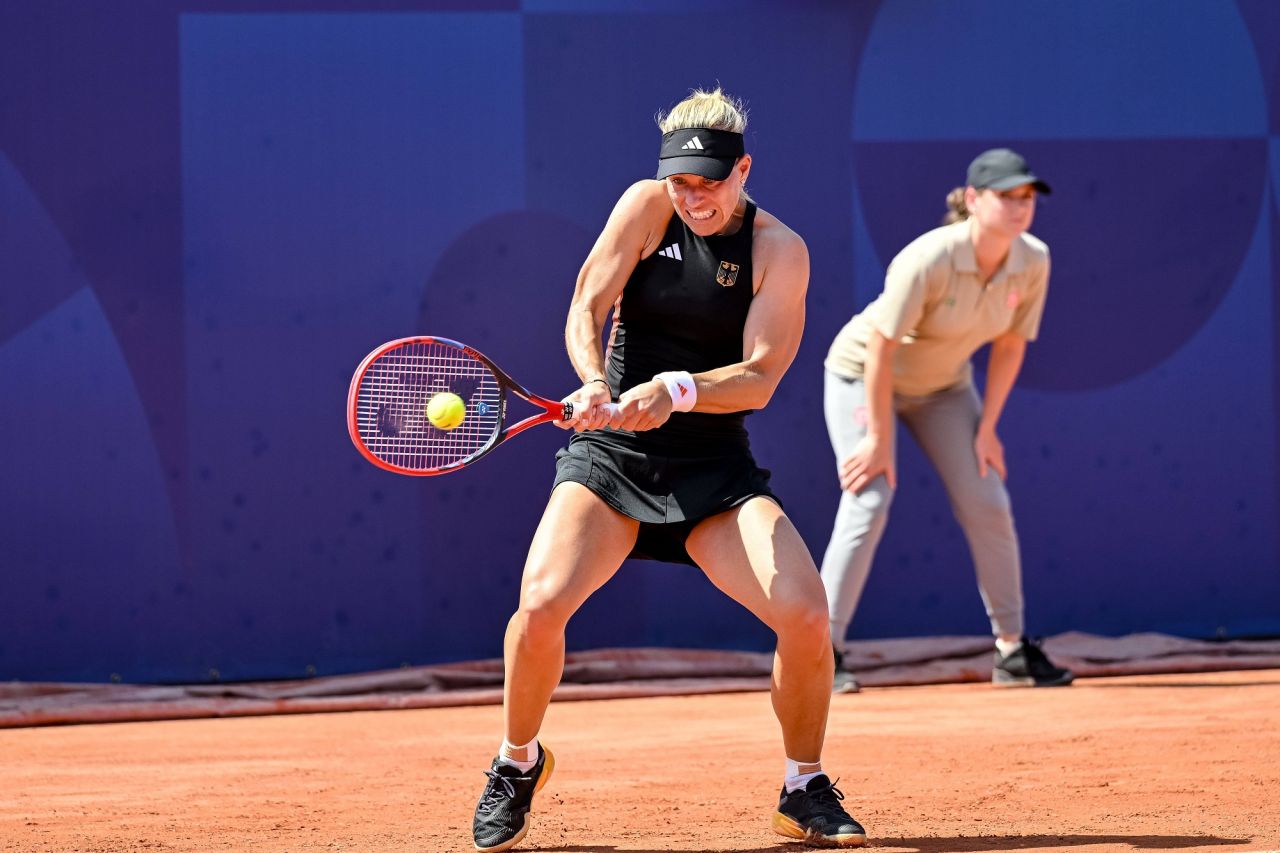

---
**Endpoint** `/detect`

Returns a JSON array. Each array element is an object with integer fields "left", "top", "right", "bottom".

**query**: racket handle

[{"left": 564, "top": 401, "right": 620, "bottom": 422}]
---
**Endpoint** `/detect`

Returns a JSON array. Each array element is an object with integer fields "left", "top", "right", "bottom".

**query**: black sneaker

[
  {"left": 472, "top": 745, "right": 555, "bottom": 852},
  {"left": 772, "top": 774, "right": 867, "bottom": 847},
  {"left": 993, "top": 637, "right": 1074, "bottom": 687},
  {"left": 833, "top": 647, "right": 861, "bottom": 694}
]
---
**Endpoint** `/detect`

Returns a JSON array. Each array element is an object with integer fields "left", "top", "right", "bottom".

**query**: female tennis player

[{"left": 470, "top": 87, "right": 866, "bottom": 851}]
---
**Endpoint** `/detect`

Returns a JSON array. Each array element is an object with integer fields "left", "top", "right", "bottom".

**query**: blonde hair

[
  {"left": 943, "top": 186, "right": 970, "bottom": 224},
  {"left": 657, "top": 87, "right": 748, "bottom": 134}
]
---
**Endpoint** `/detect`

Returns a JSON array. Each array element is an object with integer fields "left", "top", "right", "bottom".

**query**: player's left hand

[
  {"left": 974, "top": 427, "right": 1007, "bottom": 480},
  {"left": 609, "top": 379, "right": 673, "bottom": 432}
]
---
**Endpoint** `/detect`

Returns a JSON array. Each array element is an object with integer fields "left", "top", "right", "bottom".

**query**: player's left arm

[{"left": 690, "top": 218, "right": 810, "bottom": 413}]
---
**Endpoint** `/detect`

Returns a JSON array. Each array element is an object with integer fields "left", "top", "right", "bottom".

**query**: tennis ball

[{"left": 426, "top": 392, "right": 466, "bottom": 430}]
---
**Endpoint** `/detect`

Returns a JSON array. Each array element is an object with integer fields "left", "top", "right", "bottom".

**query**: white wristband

[{"left": 654, "top": 371, "right": 697, "bottom": 413}]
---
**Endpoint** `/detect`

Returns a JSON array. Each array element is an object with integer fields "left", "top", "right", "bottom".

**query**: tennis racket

[{"left": 347, "top": 336, "right": 617, "bottom": 476}]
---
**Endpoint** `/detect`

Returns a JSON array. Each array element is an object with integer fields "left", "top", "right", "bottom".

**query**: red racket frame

[{"left": 347, "top": 336, "right": 573, "bottom": 476}]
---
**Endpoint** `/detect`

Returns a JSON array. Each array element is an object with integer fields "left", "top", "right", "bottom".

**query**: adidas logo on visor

[
  {"left": 658, "top": 243, "right": 682, "bottom": 261},
  {"left": 680, "top": 136, "right": 705, "bottom": 150}
]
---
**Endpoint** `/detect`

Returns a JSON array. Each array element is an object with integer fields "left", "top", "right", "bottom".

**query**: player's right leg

[{"left": 472, "top": 483, "right": 638, "bottom": 852}]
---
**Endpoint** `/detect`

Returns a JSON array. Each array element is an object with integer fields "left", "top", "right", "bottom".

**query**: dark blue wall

[{"left": 2, "top": 0, "right": 1278, "bottom": 683}]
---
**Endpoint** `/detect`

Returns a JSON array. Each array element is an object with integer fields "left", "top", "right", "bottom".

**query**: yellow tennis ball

[{"left": 426, "top": 392, "right": 466, "bottom": 430}]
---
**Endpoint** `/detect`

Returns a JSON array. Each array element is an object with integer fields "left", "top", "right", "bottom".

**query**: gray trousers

[{"left": 819, "top": 371, "right": 1025, "bottom": 646}]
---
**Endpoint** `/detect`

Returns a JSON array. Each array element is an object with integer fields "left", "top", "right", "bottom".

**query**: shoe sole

[
  {"left": 771, "top": 811, "right": 867, "bottom": 847},
  {"left": 992, "top": 672, "right": 1075, "bottom": 687},
  {"left": 473, "top": 747, "right": 556, "bottom": 853}
]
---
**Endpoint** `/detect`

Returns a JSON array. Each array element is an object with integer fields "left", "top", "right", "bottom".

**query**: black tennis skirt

[{"left": 551, "top": 431, "right": 781, "bottom": 566}]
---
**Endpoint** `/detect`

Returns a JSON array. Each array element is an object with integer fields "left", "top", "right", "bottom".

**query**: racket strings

[{"left": 354, "top": 341, "right": 503, "bottom": 472}]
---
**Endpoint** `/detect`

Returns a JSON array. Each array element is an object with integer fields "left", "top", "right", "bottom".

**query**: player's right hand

[
  {"left": 840, "top": 435, "right": 897, "bottom": 493},
  {"left": 557, "top": 381, "right": 615, "bottom": 432}
]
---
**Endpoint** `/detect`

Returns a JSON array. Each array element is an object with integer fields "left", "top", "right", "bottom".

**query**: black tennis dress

[{"left": 552, "top": 201, "right": 781, "bottom": 565}]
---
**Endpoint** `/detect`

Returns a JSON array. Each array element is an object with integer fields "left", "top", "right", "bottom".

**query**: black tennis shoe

[
  {"left": 772, "top": 774, "right": 867, "bottom": 847},
  {"left": 993, "top": 637, "right": 1074, "bottom": 687},
  {"left": 472, "top": 745, "right": 555, "bottom": 852}
]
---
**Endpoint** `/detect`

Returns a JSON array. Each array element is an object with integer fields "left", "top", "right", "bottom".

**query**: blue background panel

[{"left": 0, "top": 1, "right": 1276, "bottom": 683}]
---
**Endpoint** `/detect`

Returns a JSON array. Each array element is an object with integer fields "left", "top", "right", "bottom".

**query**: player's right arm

[{"left": 560, "top": 180, "right": 670, "bottom": 431}]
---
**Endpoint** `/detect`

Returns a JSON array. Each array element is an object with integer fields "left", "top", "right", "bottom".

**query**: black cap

[
  {"left": 966, "top": 148, "right": 1051, "bottom": 195},
  {"left": 656, "top": 128, "right": 745, "bottom": 180}
]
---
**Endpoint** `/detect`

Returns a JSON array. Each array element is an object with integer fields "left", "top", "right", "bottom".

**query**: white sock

[
  {"left": 995, "top": 636, "right": 1022, "bottom": 657},
  {"left": 785, "top": 757, "right": 823, "bottom": 793},
  {"left": 498, "top": 737, "right": 540, "bottom": 772}
]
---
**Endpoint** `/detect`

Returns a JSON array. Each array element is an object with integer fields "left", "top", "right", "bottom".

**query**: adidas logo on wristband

[{"left": 654, "top": 371, "right": 697, "bottom": 413}]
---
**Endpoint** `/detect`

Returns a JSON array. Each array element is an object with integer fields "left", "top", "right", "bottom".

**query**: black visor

[{"left": 656, "top": 128, "right": 744, "bottom": 180}]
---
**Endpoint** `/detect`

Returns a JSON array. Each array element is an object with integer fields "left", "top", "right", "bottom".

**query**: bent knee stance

[
  {"left": 772, "top": 595, "right": 832, "bottom": 649},
  {"left": 509, "top": 594, "right": 574, "bottom": 649}
]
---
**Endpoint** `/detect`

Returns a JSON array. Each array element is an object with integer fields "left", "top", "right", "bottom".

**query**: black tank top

[{"left": 603, "top": 201, "right": 758, "bottom": 450}]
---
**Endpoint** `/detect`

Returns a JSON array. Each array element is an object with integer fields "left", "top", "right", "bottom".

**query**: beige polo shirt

[{"left": 825, "top": 221, "right": 1050, "bottom": 397}]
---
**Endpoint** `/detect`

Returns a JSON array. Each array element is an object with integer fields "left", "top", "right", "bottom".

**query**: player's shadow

[
  {"left": 878, "top": 834, "right": 1252, "bottom": 851},
  {"left": 536, "top": 836, "right": 1252, "bottom": 852}
]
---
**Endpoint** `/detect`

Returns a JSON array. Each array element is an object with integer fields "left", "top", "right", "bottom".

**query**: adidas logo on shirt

[
  {"left": 658, "top": 243, "right": 682, "bottom": 261},
  {"left": 680, "top": 136, "right": 704, "bottom": 150}
]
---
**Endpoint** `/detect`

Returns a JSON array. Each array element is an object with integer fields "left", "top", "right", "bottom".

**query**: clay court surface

[{"left": 3, "top": 669, "right": 1278, "bottom": 853}]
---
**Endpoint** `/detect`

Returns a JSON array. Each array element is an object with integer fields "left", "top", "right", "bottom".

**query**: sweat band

[{"left": 654, "top": 371, "right": 697, "bottom": 413}]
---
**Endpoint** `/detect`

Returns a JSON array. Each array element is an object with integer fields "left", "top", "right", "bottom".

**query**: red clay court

[{"left": 4, "top": 667, "right": 1278, "bottom": 853}]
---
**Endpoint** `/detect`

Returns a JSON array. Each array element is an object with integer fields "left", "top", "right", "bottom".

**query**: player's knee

[
  {"left": 772, "top": 595, "right": 831, "bottom": 647},
  {"left": 512, "top": 588, "right": 573, "bottom": 646}
]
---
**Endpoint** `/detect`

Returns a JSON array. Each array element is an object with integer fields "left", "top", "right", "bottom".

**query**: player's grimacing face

[{"left": 664, "top": 156, "right": 751, "bottom": 236}]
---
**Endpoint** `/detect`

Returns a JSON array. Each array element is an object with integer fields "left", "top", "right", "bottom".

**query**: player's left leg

[{"left": 687, "top": 497, "right": 867, "bottom": 847}]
